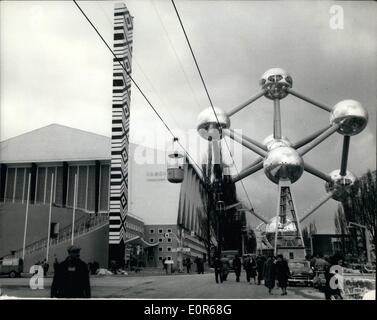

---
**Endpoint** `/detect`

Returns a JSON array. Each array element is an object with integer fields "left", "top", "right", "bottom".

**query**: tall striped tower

[{"left": 108, "top": 3, "right": 133, "bottom": 266}]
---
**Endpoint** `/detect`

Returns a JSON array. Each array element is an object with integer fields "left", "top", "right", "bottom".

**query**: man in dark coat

[
  {"left": 263, "top": 255, "right": 276, "bottom": 294},
  {"left": 324, "top": 255, "right": 344, "bottom": 300},
  {"left": 186, "top": 257, "right": 192, "bottom": 274},
  {"left": 51, "top": 245, "right": 91, "bottom": 298},
  {"left": 244, "top": 255, "right": 257, "bottom": 284},
  {"left": 256, "top": 254, "right": 265, "bottom": 285},
  {"left": 194, "top": 257, "right": 200, "bottom": 274},
  {"left": 275, "top": 254, "right": 290, "bottom": 295},
  {"left": 232, "top": 255, "right": 242, "bottom": 282},
  {"left": 213, "top": 256, "right": 223, "bottom": 284}
]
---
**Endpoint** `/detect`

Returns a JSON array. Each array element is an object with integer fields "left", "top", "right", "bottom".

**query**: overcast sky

[{"left": 1, "top": 1, "right": 376, "bottom": 233}]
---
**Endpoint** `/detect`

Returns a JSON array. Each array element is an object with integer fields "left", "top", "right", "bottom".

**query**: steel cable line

[
  {"left": 73, "top": 0, "right": 204, "bottom": 177},
  {"left": 151, "top": 0, "right": 203, "bottom": 112},
  {"left": 171, "top": 0, "right": 258, "bottom": 215}
]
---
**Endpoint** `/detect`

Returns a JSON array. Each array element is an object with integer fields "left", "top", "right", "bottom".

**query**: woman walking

[
  {"left": 250, "top": 255, "right": 257, "bottom": 284},
  {"left": 263, "top": 255, "right": 276, "bottom": 294},
  {"left": 275, "top": 254, "right": 290, "bottom": 295}
]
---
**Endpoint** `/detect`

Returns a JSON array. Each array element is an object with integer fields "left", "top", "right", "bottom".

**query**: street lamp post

[
  {"left": 167, "top": 229, "right": 185, "bottom": 272},
  {"left": 241, "top": 226, "right": 247, "bottom": 256}
]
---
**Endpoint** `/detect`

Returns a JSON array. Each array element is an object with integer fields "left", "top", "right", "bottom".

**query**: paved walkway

[{"left": 0, "top": 273, "right": 323, "bottom": 299}]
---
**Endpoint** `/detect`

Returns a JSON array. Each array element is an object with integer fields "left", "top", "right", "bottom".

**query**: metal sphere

[
  {"left": 325, "top": 169, "right": 356, "bottom": 201},
  {"left": 259, "top": 68, "right": 292, "bottom": 100},
  {"left": 263, "top": 146, "right": 304, "bottom": 184},
  {"left": 263, "top": 134, "right": 292, "bottom": 150},
  {"left": 265, "top": 217, "right": 297, "bottom": 234},
  {"left": 330, "top": 100, "right": 368, "bottom": 136},
  {"left": 197, "top": 107, "right": 230, "bottom": 140}
]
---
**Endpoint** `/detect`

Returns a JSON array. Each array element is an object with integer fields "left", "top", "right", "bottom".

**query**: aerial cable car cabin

[{"left": 167, "top": 137, "right": 185, "bottom": 183}]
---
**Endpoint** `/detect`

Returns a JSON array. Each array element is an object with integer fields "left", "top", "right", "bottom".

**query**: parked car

[
  {"left": 288, "top": 260, "right": 315, "bottom": 287},
  {"left": 0, "top": 257, "right": 23, "bottom": 278},
  {"left": 220, "top": 250, "right": 239, "bottom": 273},
  {"left": 361, "top": 263, "right": 376, "bottom": 274},
  {"left": 313, "top": 270, "right": 327, "bottom": 291},
  {"left": 220, "top": 258, "right": 230, "bottom": 281}
]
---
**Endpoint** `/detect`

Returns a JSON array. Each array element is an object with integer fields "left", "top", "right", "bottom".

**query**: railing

[{"left": 10, "top": 212, "right": 109, "bottom": 259}]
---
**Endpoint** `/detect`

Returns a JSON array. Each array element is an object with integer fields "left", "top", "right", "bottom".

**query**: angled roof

[{"left": 0, "top": 124, "right": 111, "bottom": 163}]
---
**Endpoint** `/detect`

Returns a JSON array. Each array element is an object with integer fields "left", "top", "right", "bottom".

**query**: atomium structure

[{"left": 194, "top": 67, "right": 368, "bottom": 260}]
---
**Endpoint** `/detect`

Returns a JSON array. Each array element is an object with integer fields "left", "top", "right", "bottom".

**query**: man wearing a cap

[{"left": 51, "top": 245, "right": 91, "bottom": 298}]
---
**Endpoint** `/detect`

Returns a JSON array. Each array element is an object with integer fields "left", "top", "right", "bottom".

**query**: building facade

[
  {"left": 145, "top": 224, "right": 207, "bottom": 271},
  {"left": 0, "top": 124, "right": 209, "bottom": 269}
]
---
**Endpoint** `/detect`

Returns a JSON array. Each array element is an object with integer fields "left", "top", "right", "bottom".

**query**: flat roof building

[{"left": 0, "top": 124, "right": 207, "bottom": 269}]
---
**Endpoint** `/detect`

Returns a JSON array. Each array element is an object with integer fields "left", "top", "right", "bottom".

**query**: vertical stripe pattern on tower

[{"left": 109, "top": 3, "right": 133, "bottom": 245}]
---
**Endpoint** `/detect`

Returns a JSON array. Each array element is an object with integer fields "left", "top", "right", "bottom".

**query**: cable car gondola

[{"left": 167, "top": 137, "right": 185, "bottom": 183}]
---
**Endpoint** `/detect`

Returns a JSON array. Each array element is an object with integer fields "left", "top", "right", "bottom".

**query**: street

[{"left": 0, "top": 272, "right": 323, "bottom": 299}]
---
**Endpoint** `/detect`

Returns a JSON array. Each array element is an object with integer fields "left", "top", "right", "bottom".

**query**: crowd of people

[
  {"left": 308, "top": 253, "right": 345, "bottom": 300},
  {"left": 46, "top": 244, "right": 349, "bottom": 299},
  {"left": 213, "top": 253, "right": 291, "bottom": 296}
]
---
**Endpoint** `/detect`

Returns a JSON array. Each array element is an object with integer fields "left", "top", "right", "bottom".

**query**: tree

[
  {"left": 341, "top": 170, "right": 376, "bottom": 258},
  {"left": 302, "top": 220, "right": 317, "bottom": 249},
  {"left": 334, "top": 204, "right": 348, "bottom": 235}
]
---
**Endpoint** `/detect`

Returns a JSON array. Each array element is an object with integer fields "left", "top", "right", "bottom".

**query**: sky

[{"left": 1, "top": 0, "right": 376, "bottom": 233}]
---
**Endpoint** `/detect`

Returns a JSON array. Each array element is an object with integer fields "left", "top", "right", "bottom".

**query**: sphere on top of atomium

[
  {"left": 197, "top": 107, "right": 230, "bottom": 140},
  {"left": 259, "top": 68, "right": 292, "bottom": 100},
  {"left": 325, "top": 169, "right": 356, "bottom": 201},
  {"left": 330, "top": 100, "right": 368, "bottom": 136},
  {"left": 263, "top": 134, "right": 292, "bottom": 150},
  {"left": 263, "top": 146, "right": 304, "bottom": 184},
  {"left": 265, "top": 216, "right": 297, "bottom": 234}
]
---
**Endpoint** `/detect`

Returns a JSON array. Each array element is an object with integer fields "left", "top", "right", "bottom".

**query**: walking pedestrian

[
  {"left": 199, "top": 258, "right": 204, "bottom": 274},
  {"left": 233, "top": 254, "right": 242, "bottom": 282},
  {"left": 51, "top": 245, "right": 91, "bottom": 298},
  {"left": 256, "top": 254, "right": 265, "bottom": 285},
  {"left": 249, "top": 255, "right": 257, "bottom": 284},
  {"left": 214, "top": 256, "right": 223, "bottom": 284},
  {"left": 53, "top": 255, "right": 59, "bottom": 273},
  {"left": 244, "top": 255, "right": 251, "bottom": 283},
  {"left": 194, "top": 257, "right": 200, "bottom": 274},
  {"left": 186, "top": 257, "right": 192, "bottom": 274},
  {"left": 162, "top": 257, "right": 168, "bottom": 275},
  {"left": 275, "top": 254, "right": 290, "bottom": 295},
  {"left": 42, "top": 259, "right": 49, "bottom": 276},
  {"left": 263, "top": 255, "right": 276, "bottom": 294},
  {"left": 324, "top": 255, "right": 344, "bottom": 300}
]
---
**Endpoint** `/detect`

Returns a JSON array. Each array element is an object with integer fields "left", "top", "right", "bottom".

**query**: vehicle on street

[
  {"left": 220, "top": 250, "right": 239, "bottom": 272},
  {"left": 220, "top": 250, "right": 239, "bottom": 281},
  {"left": 288, "top": 260, "right": 315, "bottom": 287},
  {"left": 0, "top": 257, "right": 23, "bottom": 278},
  {"left": 361, "top": 263, "right": 376, "bottom": 274}
]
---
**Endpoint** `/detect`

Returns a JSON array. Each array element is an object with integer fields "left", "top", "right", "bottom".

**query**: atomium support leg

[{"left": 273, "top": 180, "right": 306, "bottom": 259}]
